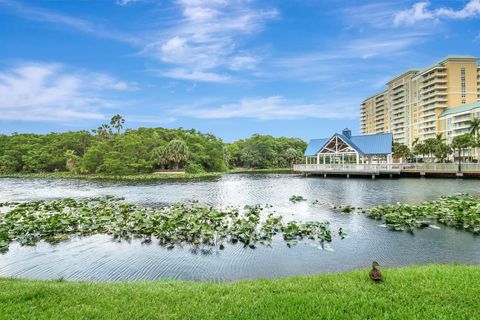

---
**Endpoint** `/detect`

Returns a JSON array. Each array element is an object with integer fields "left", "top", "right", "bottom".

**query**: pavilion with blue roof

[{"left": 304, "top": 129, "right": 393, "bottom": 165}]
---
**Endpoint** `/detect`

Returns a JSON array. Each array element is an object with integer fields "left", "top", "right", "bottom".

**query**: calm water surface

[{"left": 0, "top": 174, "right": 479, "bottom": 281}]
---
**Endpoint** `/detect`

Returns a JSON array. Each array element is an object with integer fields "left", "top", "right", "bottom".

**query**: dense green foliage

[
  {"left": 368, "top": 193, "right": 480, "bottom": 233},
  {"left": 0, "top": 127, "right": 225, "bottom": 175},
  {"left": 227, "top": 134, "right": 306, "bottom": 169},
  {"left": 0, "top": 116, "right": 306, "bottom": 175},
  {"left": 396, "top": 122, "right": 480, "bottom": 163},
  {"left": 1, "top": 265, "right": 479, "bottom": 319},
  {"left": 0, "top": 196, "right": 340, "bottom": 254}
]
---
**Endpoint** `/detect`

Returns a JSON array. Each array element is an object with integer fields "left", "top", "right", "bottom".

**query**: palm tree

[
  {"left": 393, "top": 143, "right": 410, "bottom": 163},
  {"left": 110, "top": 114, "right": 125, "bottom": 135},
  {"left": 423, "top": 138, "right": 439, "bottom": 163},
  {"left": 412, "top": 137, "right": 420, "bottom": 147},
  {"left": 435, "top": 133, "right": 445, "bottom": 143},
  {"left": 467, "top": 118, "right": 480, "bottom": 136},
  {"left": 411, "top": 137, "right": 420, "bottom": 162},
  {"left": 151, "top": 145, "right": 168, "bottom": 169},
  {"left": 64, "top": 150, "right": 79, "bottom": 172},
  {"left": 92, "top": 124, "right": 112, "bottom": 140},
  {"left": 452, "top": 134, "right": 474, "bottom": 172},
  {"left": 413, "top": 142, "right": 428, "bottom": 162},
  {"left": 165, "top": 139, "right": 189, "bottom": 169},
  {"left": 467, "top": 118, "right": 480, "bottom": 161}
]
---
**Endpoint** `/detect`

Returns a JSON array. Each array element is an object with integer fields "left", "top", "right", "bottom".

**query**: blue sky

[{"left": 0, "top": 0, "right": 479, "bottom": 141}]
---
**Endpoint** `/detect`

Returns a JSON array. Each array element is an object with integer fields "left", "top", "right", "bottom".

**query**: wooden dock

[{"left": 293, "top": 163, "right": 480, "bottom": 178}]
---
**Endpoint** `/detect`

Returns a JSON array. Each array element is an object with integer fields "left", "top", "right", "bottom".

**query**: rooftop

[
  {"left": 440, "top": 102, "right": 480, "bottom": 118},
  {"left": 304, "top": 130, "right": 393, "bottom": 156},
  {"left": 416, "top": 55, "right": 478, "bottom": 76}
]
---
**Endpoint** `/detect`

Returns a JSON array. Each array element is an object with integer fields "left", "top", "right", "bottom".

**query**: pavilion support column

[
  {"left": 356, "top": 153, "right": 359, "bottom": 164},
  {"left": 316, "top": 154, "right": 320, "bottom": 165},
  {"left": 323, "top": 156, "right": 326, "bottom": 165}
]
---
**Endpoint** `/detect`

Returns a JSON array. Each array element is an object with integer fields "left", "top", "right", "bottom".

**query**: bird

[{"left": 369, "top": 261, "right": 383, "bottom": 282}]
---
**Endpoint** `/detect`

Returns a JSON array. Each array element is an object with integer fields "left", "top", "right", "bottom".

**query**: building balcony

[
  {"left": 422, "top": 98, "right": 448, "bottom": 106},
  {"left": 421, "top": 86, "right": 447, "bottom": 95},
  {"left": 422, "top": 103, "right": 447, "bottom": 112},
  {"left": 421, "top": 70, "right": 446, "bottom": 80},
  {"left": 421, "top": 78, "right": 447, "bottom": 89},
  {"left": 392, "top": 84, "right": 405, "bottom": 91},
  {"left": 392, "top": 112, "right": 405, "bottom": 118}
]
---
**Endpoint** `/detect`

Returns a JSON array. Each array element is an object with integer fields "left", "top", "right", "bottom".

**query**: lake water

[{"left": 0, "top": 174, "right": 479, "bottom": 281}]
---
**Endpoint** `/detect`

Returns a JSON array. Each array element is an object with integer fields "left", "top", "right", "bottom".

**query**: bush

[{"left": 185, "top": 162, "right": 206, "bottom": 174}]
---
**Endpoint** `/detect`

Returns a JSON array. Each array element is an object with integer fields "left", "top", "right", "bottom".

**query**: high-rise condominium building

[{"left": 360, "top": 56, "right": 480, "bottom": 147}]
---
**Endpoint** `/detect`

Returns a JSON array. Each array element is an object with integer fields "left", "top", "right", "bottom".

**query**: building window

[{"left": 461, "top": 67, "right": 466, "bottom": 102}]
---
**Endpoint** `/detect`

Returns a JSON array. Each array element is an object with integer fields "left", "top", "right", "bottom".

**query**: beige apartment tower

[{"left": 360, "top": 56, "right": 480, "bottom": 147}]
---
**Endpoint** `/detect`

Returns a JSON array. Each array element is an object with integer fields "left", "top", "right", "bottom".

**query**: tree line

[
  {"left": 0, "top": 115, "right": 307, "bottom": 175},
  {"left": 393, "top": 118, "right": 480, "bottom": 163}
]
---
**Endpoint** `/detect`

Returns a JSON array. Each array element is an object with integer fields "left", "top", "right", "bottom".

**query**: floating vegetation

[
  {"left": 340, "top": 205, "right": 354, "bottom": 214},
  {"left": 312, "top": 200, "right": 357, "bottom": 214},
  {"left": 289, "top": 195, "right": 306, "bottom": 203},
  {"left": 367, "top": 194, "right": 480, "bottom": 234},
  {"left": 0, "top": 197, "right": 343, "bottom": 254}
]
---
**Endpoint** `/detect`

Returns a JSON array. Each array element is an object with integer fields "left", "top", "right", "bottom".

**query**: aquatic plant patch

[
  {"left": 367, "top": 194, "right": 480, "bottom": 233},
  {"left": 311, "top": 200, "right": 360, "bottom": 213},
  {"left": 289, "top": 195, "right": 306, "bottom": 203},
  {"left": 0, "top": 197, "right": 342, "bottom": 253}
]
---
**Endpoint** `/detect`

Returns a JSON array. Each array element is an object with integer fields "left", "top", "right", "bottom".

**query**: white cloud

[
  {"left": 116, "top": 0, "right": 145, "bottom": 6},
  {"left": 0, "top": 0, "right": 276, "bottom": 82},
  {"left": 160, "top": 68, "right": 230, "bottom": 82},
  {"left": 345, "top": 33, "right": 427, "bottom": 59},
  {"left": 394, "top": 0, "right": 480, "bottom": 26},
  {"left": 229, "top": 55, "right": 258, "bottom": 70},
  {"left": 271, "top": 32, "right": 426, "bottom": 82},
  {"left": 436, "top": 0, "right": 480, "bottom": 19},
  {"left": 0, "top": 0, "right": 138, "bottom": 44},
  {"left": 143, "top": 0, "right": 278, "bottom": 81},
  {"left": 172, "top": 96, "right": 358, "bottom": 120},
  {"left": 90, "top": 73, "right": 138, "bottom": 91},
  {"left": 0, "top": 63, "right": 133, "bottom": 122},
  {"left": 340, "top": 2, "right": 401, "bottom": 28},
  {"left": 394, "top": 2, "right": 434, "bottom": 26}
]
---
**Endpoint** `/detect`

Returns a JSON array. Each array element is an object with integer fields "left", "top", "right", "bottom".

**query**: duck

[{"left": 369, "top": 261, "right": 383, "bottom": 282}]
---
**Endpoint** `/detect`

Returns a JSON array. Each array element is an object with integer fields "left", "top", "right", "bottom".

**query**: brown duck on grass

[{"left": 369, "top": 261, "right": 383, "bottom": 282}]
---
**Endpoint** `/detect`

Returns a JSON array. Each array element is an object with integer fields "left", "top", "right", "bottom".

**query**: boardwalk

[{"left": 293, "top": 163, "right": 480, "bottom": 178}]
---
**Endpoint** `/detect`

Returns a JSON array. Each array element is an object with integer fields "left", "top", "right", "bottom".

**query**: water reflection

[{"left": 0, "top": 174, "right": 479, "bottom": 281}]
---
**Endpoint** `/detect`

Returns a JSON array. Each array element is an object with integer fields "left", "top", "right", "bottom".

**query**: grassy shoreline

[
  {"left": 0, "top": 264, "right": 479, "bottom": 319},
  {"left": 228, "top": 168, "right": 294, "bottom": 174},
  {"left": 0, "top": 172, "right": 224, "bottom": 182},
  {"left": 0, "top": 169, "right": 295, "bottom": 182}
]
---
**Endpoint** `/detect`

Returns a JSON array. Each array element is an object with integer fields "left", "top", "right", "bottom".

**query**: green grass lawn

[{"left": 1, "top": 265, "right": 479, "bottom": 320}]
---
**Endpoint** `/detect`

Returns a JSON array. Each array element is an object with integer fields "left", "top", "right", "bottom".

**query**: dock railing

[
  {"left": 293, "top": 163, "right": 480, "bottom": 173},
  {"left": 398, "top": 163, "right": 480, "bottom": 172},
  {"left": 292, "top": 163, "right": 401, "bottom": 173}
]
